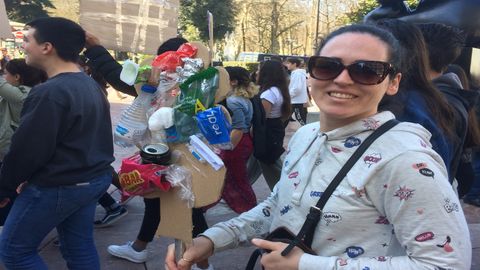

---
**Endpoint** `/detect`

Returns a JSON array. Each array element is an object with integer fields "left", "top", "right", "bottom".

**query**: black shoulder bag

[{"left": 245, "top": 119, "right": 399, "bottom": 270}]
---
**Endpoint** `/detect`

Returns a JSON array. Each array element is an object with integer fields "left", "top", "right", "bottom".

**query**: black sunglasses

[{"left": 308, "top": 56, "right": 396, "bottom": 85}]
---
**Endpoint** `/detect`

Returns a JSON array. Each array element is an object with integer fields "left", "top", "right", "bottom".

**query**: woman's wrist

[{"left": 196, "top": 235, "right": 215, "bottom": 257}]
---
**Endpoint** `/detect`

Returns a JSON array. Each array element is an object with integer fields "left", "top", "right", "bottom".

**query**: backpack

[{"left": 250, "top": 95, "right": 285, "bottom": 164}]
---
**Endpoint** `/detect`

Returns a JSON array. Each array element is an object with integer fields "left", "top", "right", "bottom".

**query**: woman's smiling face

[{"left": 310, "top": 32, "right": 401, "bottom": 131}]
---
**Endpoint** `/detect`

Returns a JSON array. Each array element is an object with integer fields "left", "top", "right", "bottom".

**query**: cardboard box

[
  {"left": 0, "top": 1, "right": 13, "bottom": 39},
  {"left": 142, "top": 41, "right": 230, "bottom": 244},
  {"left": 145, "top": 143, "right": 226, "bottom": 243},
  {"left": 79, "top": 0, "right": 179, "bottom": 55}
]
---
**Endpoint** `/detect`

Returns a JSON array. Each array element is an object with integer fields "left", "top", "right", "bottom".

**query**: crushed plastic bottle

[{"left": 114, "top": 84, "right": 157, "bottom": 151}]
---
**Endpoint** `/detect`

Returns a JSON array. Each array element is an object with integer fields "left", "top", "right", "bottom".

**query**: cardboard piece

[
  {"left": 79, "top": 0, "right": 179, "bottom": 55},
  {"left": 140, "top": 39, "right": 231, "bottom": 244},
  {"left": 0, "top": 0, "right": 13, "bottom": 39},
  {"left": 214, "top": 66, "right": 230, "bottom": 103},
  {"left": 144, "top": 142, "right": 226, "bottom": 243}
]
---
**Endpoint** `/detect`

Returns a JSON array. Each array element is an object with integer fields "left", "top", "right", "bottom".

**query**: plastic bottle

[{"left": 114, "top": 84, "right": 157, "bottom": 151}]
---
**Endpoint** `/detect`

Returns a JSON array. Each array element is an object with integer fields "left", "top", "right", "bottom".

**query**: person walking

[
  {"left": 220, "top": 66, "right": 259, "bottom": 213},
  {"left": 285, "top": 57, "right": 308, "bottom": 125},
  {"left": 0, "top": 58, "right": 47, "bottom": 225},
  {"left": 0, "top": 17, "right": 114, "bottom": 269},
  {"left": 248, "top": 60, "right": 291, "bottom": 191}
]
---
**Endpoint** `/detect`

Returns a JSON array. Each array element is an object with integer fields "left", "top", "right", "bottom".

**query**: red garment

[{"left": 220, "top": 133, "right": 256, "bottom": 213}]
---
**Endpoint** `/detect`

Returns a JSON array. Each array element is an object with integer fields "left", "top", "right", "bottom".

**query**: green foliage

[
  {"left": 222, "top": 61, "right": 259, "bottom": 73},
  {"left": 343, "top": 0, "right": 379, "bottom": 24},
  {"left": 5, "top": 0, "right": 55, "bottom": 23},
  {"left": 343, "top": 0, "right": 421, "bottom": 24},
  {"left": 181, "top": 24, "right": 201, "bottom": 42},
  {"left": 179, "top": 0, "right": 236, "bottom": 42}
]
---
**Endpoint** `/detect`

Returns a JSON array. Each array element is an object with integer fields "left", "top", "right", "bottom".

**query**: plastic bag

[
  {"left": 118, "top": 154, "right": 171, "bottom": 196},
  {"left": 152, "top": 51, "right": 183, "bottom": 72},
  {"left": 165, "top": 164, "right": 195, "bottom": 208},
  {"left": 196, "top": 106, "right": 232, "bottom": 149},
  {"left": 177, "top": 43, "right": 197, "bottom": 58},
  {"left": 175, "top": 67, "right": 219, "bottom": 116},
  {"left": 171, "top": 67, "right": 219, "bottom": 142}
]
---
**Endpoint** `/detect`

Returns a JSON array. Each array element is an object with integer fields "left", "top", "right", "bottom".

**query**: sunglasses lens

[
  {"left": 310, "top": 57, "right": 343, "bottom": 80},
  {"left": 349, "top": 62, "right": 388, "bottom": 85}
]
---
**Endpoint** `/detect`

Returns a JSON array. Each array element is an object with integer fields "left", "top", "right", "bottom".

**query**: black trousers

[
  {"left": 137, "top": 197, "right": 208, "bottom": 242},
  {"left": 292, "top": 103, "right": 307, "bottom": 125}
]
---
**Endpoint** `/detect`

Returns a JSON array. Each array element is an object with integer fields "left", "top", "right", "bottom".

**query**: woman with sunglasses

[{"left": 165, "top": 24, "right": 470, "bottom": 270}]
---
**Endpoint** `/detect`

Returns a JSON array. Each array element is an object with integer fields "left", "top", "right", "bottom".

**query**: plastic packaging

[
  {"left": 165, "top": 164, "right": 195, "bottom": 208},
  {"left": 152, "top": 51, "right": 183, "bottom": 72},
  {"left": 176, "top": 43, "right": 197, "bottom": 58},
  {"left": 134, "top": 65, "right": 152, "bottom": 85},
  {"left": 176, "top": 67, "right": 219, "bottom": 116},
  {"left": 114, "top": 84, "right": 157, "bottom": 150},
  {"left": 146, "top": 73, "right": 179, "bottom": 117},
  {"left": 148, "top": 107, "right": 175, "bottom": 143},
  {"left": 119, "top": 60, "right": 139, "bottom": 86},
  {"left": 196, "top": 106, "right": 232, "bottom": 149},
  {"left": 118, "top": 153, "right": 171, "bottom": 196}
]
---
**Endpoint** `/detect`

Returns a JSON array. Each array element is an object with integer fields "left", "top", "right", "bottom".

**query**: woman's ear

[
  {"left": 386, "top": 73, "right": 401, "bottom": 96},
  {"left": 14, "top": 74, "right": 21, "bottom": 83}
]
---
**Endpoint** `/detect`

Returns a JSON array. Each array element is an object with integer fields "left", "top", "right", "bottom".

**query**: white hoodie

[
  {"left": 289, "top": 68, "right": 308, "bottom": 104},
  {"left": 202, "top": 111, "right": 471, "bottom": 270}
]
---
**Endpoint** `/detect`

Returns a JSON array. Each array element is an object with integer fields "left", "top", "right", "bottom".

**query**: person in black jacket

[
  {"left": 417, "top": 22, "right": 480, "bottom": 197},
  {"left": 0, "top": 17, "right": 114, "bottom": 269}
]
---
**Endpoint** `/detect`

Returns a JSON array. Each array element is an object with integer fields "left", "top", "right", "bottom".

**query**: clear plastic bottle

[{"left": 114, "top": 84, "right": 157, "bottom": 150}]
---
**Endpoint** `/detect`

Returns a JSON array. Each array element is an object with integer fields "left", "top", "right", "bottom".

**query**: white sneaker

[
  {"left": 191, "top": 264, "right": 214, "bottom": 270},
  {"left": 107, "top": 241, "right": 148, "bottom": 263}
]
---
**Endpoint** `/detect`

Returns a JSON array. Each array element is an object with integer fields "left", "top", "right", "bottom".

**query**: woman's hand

[
  {"left": 165, "top": 236, "right": 214, "bottom": 270},
  {"left": 230, "top": 129, "right": 243, "bottom": 149},
  {"left": 252, "top": 238, "right": 303, "bottom": 270}
]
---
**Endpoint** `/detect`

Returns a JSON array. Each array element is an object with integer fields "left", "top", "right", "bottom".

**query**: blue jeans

[
  {"left": 0, "top": 173, "right": 111, "bottom": 270},
  {"left": 465, "top": 150, "right": 480, "bottom": 199}
]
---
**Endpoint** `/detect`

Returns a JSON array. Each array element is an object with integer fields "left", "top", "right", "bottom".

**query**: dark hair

[
  {"left": 26, "top": 17, "right": 85, "bottom": 62},
  {"left": 417, "top": 23, "right": 465, "bottom": 73},
  {"left": 376, "top": 19, "right": 456, "bottom": 139},
  {"left": 5, "top": 58, "right": 47, "bottom": 87},
  {"left": 319, "top": 23, "right": 403, "bottom": 76},
  {"left": 286, "top": 57, "right": 302, "bottom": 67},
  {"left": 156, "top": 37, "right": 188, "bottom": 55},
  {"left": 225, "top": 66, "right": 251, "bottom": 89},
  {"left": 257, "top": 60, "right": 291, "bottom": 120},
  {"left": 225, "top": 66, "right": 259, "bottom": 99}
]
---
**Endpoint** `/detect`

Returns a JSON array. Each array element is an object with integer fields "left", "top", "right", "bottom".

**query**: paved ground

[{"left": 11, "top": 90, "right": 480, "bottom": 269}]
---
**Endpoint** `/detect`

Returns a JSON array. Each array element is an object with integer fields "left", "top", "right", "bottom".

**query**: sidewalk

[{"left": 35, "top": 91, "right": 479, "bottom": 269}]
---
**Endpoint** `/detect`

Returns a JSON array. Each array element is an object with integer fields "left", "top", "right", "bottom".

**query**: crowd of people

[{"left": 0, "top": 15, "right": 478, "bottom": 270}]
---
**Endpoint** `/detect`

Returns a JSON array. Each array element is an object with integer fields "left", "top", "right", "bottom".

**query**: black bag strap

[
  {"left": 245, "top": 248, "right": 264, "bottom": 270},
  {"left": 280, "top": 119, "right": 399, "bottom": 256}
]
